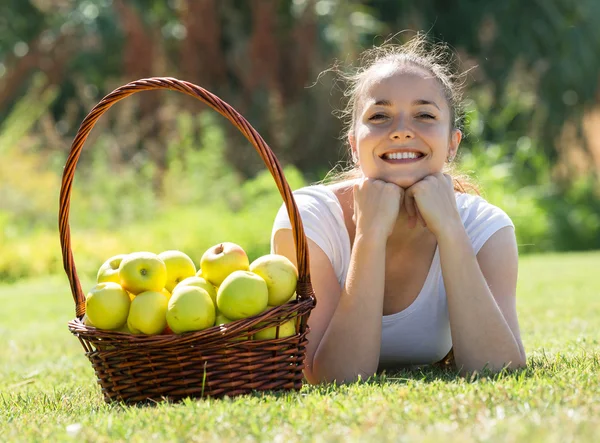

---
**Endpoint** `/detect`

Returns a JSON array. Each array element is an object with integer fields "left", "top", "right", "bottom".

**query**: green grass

[{"left": 1, "top": 251, "right": 599, "bottom": 442}]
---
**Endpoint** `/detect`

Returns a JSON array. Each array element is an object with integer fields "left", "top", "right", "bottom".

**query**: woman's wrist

[
  {"left": 435, "top": 219, "right": 469, "bottom": 249},
  {"left": 354, "top": 225, "right": 389, "bottom": 248}
]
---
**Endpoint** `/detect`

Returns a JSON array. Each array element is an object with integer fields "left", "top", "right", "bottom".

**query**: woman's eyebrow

[
  {"left": 373, "top": 99, "right": 440, "bottom": 110},
  {"left": 413, "top": 99, "right": 440, "bottom": 110}
]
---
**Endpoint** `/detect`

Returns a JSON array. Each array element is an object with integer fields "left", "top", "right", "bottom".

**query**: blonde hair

[{"left": 317, "top": 32, "right": 479, "bottom": 195}]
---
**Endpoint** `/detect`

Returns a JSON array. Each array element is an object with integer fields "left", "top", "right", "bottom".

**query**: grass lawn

[{"left": 1, "top": 251, "right": 599, "bottom": 442}]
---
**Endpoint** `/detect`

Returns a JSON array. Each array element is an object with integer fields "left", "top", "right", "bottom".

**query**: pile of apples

[{"left": 84, "top": 242, "right": 299, "bottom": 340}]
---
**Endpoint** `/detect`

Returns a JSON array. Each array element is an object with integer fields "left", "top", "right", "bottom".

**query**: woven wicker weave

[{"left": 59, "top": 77, "right": 316, "bottom": 403}]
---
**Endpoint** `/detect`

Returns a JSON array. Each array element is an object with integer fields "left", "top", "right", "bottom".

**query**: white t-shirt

[{"left": 270, "top": 184, "right": 515, "bottom": 369}]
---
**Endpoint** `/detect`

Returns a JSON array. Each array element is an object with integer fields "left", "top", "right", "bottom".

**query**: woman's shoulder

[{"left": 455, "top": 191, "right": 515, "bottom": 252}]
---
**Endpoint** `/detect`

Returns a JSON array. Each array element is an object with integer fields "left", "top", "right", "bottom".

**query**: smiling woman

[{"left": 270, "top": 33, "right": 526, "bottom": 384}]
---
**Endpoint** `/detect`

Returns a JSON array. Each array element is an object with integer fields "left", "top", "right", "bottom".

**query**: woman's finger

[{"left": 416, "top": 206, "right": 427, "bottom": 227}]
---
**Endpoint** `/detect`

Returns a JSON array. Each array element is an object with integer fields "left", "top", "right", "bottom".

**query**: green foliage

[{"left": 458, "top": 99, "right": 600, "bottom": 254}]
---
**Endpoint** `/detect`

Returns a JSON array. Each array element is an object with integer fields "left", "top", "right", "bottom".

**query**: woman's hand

[
  {"left": 404, "top": 173, "right": 462, "bottom": 238},
  {"left": 352, "top": 177, "right": 404, "bottom": 241}
]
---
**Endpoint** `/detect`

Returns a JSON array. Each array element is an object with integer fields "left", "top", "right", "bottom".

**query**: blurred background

[{"left": 1, "top": 0, "right": 599, "bottom": 284}]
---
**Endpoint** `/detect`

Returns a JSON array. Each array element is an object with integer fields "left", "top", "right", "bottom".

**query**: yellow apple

[
  {"left": 166, "top": 286, "right": 216, "bottom": 334},
  {"left": 158, "top": 250, "right": 197, "bottom": 292},
  {"left": 127, "top": 290, "right": 168, "bottom": 335},
  {"left": 216, "top": 270, "right": 268, "bottom": 320},
  {"left": 174, "top": 276, "right": 218, "bottom": 305},
  {"left": 161, "top": 288, "right": 171, "bottom": 300},
  {"left": 249, "top": 254, "right": 298, "bottom": 306},
  {"left": 96, "top": 254, "right": 128, "bottom": 284},
  {"left": 114, "top": 322, "right": 132, "bottom": 333},
  {"left": 253, "top": 318, "right": 297, "bottom": 340},
  {"left": 119, "top": 252, "right": 167, "bottom": 295},
  {"left": 85, "top": 282, "right": 130, "bottom": 330},
  {"left": 196, "top": 269, "right": 203, "bottom": 278},
  {"left": 200, "top": 242, "right": 250, "bottom": 286}
]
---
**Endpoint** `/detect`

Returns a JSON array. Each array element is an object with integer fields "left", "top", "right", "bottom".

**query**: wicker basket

[{"left": 59, "top": 77, "right": 316, "bottom": 403}]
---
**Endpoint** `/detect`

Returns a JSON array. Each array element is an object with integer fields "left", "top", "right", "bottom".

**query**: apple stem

[
  {"left": 141, "top": 269, "right": 147, "bottom": 276},
  {"left": 216, "top": 244, "right": 224, "bottom": 254}
]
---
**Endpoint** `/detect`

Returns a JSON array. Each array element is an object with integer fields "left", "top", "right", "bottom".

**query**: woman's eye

[
  {"left": 417, "top": 113, "right": 435, "bottom": 120},
  {"left": 368, "top": 113, "right": 387, "bottom": 121}
]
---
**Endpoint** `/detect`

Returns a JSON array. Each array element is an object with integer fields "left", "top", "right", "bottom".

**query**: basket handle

[{"left": 59, "top": 77, "right": 315, "bottom": 317}]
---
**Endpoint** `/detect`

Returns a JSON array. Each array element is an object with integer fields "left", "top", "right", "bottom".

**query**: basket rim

[{"left": 70, "top": 298, "right": 314, "bottom": 346}]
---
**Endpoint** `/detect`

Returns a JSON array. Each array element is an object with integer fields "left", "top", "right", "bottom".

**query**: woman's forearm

[
  {"left": 312, "top": 232, "right": 387, "bottom": 383},
  {"left": 437, "top": 225, "right": 525, "bottom": 373}
]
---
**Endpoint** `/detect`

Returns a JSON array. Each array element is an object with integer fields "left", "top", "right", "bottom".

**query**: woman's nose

[{"left": 389, "top": 117, "right": 414, "bottom": 139}]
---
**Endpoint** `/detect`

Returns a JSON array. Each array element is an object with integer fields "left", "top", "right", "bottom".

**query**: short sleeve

[
  {"left": 456, "top": 193, "right": 515, "bottom": 254},
  {"left": 270, "top": 186, "right": 351, "bottom": 287}
]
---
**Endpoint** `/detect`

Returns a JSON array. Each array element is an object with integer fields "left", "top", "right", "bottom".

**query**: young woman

[{"left": 270, "top": 35, "right": 526, "bottom": 384}]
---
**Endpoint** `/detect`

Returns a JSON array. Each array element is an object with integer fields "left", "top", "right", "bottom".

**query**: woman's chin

[{"left": 377, "top": 173, "right": 426, "bottom": 189}]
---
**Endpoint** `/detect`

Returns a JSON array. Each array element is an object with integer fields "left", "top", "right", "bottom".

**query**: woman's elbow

[{"left": 457, "top": 356, "right": 527, "bottom": 376}]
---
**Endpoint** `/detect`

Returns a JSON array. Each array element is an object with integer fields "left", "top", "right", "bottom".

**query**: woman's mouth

[{"left": 380, "top": 151, "right": 426, "bottom": 164}]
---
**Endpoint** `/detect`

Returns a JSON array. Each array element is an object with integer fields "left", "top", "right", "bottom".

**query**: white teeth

[{"left": 384, "top": 152, "right": 420, "bottom": 160}]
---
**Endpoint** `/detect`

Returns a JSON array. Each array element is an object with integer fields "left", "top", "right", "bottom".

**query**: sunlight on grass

[{"left": 0, "top": 252, "right": 599, "bottom": 442}]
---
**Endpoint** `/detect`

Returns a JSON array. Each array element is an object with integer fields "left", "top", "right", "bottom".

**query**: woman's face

[{"left": 350, "top": 65, "right": 461, "bottom": 188}]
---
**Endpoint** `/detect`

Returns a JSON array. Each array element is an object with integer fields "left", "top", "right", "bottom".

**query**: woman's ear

[
  {"left": 447, "top": 129, "right": 462, "bottom": 161},
  {"left": 348, "top": 133, "right": 358, "bottom": 163}
]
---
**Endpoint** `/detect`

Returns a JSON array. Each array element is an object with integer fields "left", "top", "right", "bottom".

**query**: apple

[
  {"left": 249, "top": 254, "right": 298, "bottom": 306},
  {"left": 161, "top": 288, "right": 171, "bottom": 300},
  {"left": 216, "top": 270, "right": 268, "bottom": 320},
  {"left": 114, "top": 322, "right": 132, "bottom": 333},
  {"left": 196, "top": 269, "right": 203, "bottom": 278},
  {"left": 82, "top": 314, "right": 95, "bottom": 327},
  {"left": 119, "top": 252, "right": 167, "bottom": 295},
  {"left": 96, "top": 254, "right": 128, "bottom": 284},
  {"left": 214, "top": 312, "right": 251, "bottom": 341},
  {"left": 200, "top": 242, "right": 250, "bottom": 286},
  {"left": 166, "top": 286, "right": 216, "bottom": 334},
  {"left": 253, "top": 318, "right": 297, "bottom": 340},
  {"left": 174, "top": 276, "right": 218, "bottom": 305},
  {"left": 127, "top": 290, "right": 168, "bottom": 335},
  {"left": 215, "top": 312, "right": 234, "bottom": 326},
  {"left": 85, "top": 282, "right": 130, "bottom": 330},
  {"left": 158, "top": 250, "right": 197, "bottom": 292}
]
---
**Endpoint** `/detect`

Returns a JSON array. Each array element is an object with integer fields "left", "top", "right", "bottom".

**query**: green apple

[
  {"left": 253, "top": 318, "right": 297, "bottom": 340},
  {"left": 200, "top": 242, "right": 250, "bottom": 286},
  {"left": 215, "top": 312, "right": 234, "bottom": 326},
  {"left": 249, "top": 254, "right": 298, "bottom": 306},
  {"left": 158, "top": 250, "right": 197, "bottom": 292},
  {"left": 216, "top": 270, "right": 268, "bottom": 320},
  {"left": 85, "top": 282, "right": 130, "bottom": 330},
  {"left": 161, "top": 288, "right": 171, "bottom": 300},
  {"left": 174, "top": 276, "right": 218, "bottom": 305},
  {"left": 82, "top": 314, "right": 95, "bottom": 327},
  {"left": 214, "top": 312, "right": 251, "bottom": 341},
  {"left": 166, "top": 286, "right": 216, "bottom": 334},
  {"left": 127, "top": 290, "right": 168, "bottom": 335},
  {"left": 97, "top": 254, "right": 128, "bottom": 284},
  {"left": 119, "top": 252, "right": 167, "bottom": 295}
]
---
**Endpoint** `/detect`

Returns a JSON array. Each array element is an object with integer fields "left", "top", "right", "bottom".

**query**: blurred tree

[{"left": 0, "top": 0, "right": 599, "bottom": 183}]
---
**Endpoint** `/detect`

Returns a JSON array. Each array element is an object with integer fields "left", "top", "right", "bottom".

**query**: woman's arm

[
  {"left": 274, "top": 178, "right": 402, "bottom": 384},
  {"left": 405, "top": 173, "right": 526, "bottom": 374},
  {"left": 273, "top": 228, "right": 388, "bottom": 384},
  {"left": 437, "top": 223, "right": 526, "bottom": 374}
]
